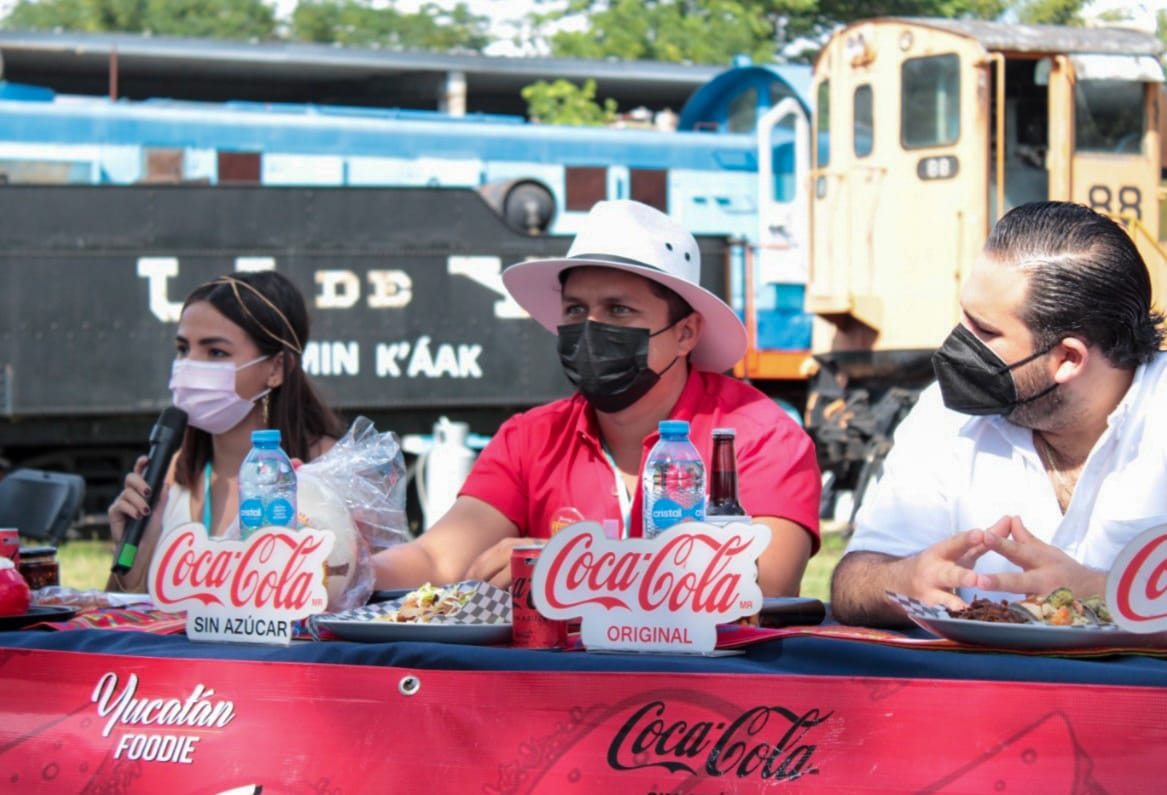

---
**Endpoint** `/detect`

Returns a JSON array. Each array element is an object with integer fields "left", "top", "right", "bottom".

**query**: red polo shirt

[{"left": 460, "top": 368, "right": 822, "bottom": 552}]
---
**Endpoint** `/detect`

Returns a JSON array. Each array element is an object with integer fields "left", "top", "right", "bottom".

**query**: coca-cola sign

[
  {"left": 532, "top": 521, "right": 770, "bottom": 652},
  {"left": 608, "top": 700, "right": 830, "bottom": 781},
  {"left": 149, "top": 522, "right": 334, "bottom": 646},
  {"left": 1107, "top": 522, "right": 1167, "bottom": 633}
]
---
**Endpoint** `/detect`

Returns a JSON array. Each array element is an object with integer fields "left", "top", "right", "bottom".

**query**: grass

[
  {"left": 802, "top": 529, "right": 845, "bottom": 602},
  {"left": 42, "top": 528, "right": 848, "bottom": 601},
  {"left": 57, "top": 538, "right": 116, "bottom": 591}
]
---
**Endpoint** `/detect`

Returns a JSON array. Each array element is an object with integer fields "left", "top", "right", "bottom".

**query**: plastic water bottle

[
  {"left": 643, "top": 420, "right": 706, "bottom": 538},
  {"left": 239, "top": 429, "right": 297, "bottom": 539}
]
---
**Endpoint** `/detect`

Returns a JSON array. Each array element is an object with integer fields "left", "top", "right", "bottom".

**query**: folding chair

[{"left": 0, "top": 468, "right": 86, "bottom": 544}]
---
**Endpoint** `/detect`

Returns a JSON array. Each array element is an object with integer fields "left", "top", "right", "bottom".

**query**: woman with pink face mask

[{"left": 107, "top": 271, "right": 345, "bottom": 592}]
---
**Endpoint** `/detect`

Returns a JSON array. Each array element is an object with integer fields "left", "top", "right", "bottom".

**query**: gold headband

[{"left": 206, "top": 275, "right": 304, "bottom": 355}]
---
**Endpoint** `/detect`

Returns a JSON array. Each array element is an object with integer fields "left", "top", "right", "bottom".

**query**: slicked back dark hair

[
  {"left": 984, "top": 201, "right": 1164, "bottom": 368},
  {"left": 174, "top": 271, "right": 345, "bottom": 488}
]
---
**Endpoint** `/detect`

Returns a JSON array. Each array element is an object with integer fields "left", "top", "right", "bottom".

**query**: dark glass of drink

[{"left": 707, "top": 428, "right": 746, "bottom": 517}]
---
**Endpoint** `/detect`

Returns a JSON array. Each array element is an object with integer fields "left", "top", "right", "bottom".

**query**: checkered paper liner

[
  {"left": 885, "top": 591, "right": 948, "bottom": 620},
  {"left": 317, "top": 580, "right": 512, "bottom": 626}
]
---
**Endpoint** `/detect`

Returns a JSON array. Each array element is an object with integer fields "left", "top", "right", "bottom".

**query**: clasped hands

[{"left": 899, "top": 515, "right": 1105, "bottom": 612}]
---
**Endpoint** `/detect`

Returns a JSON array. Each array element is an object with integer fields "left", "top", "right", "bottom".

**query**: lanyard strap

[
  {"left": 601, "top": 440, "right": 633, "bottom": 540},
  {"left": 203, "top": 461, "right": 213, "bottom": 531}
]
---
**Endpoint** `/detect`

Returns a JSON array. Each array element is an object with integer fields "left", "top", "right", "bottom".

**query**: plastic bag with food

[{"left": 296, "top": 416, "right": 409, "bottom": 612}]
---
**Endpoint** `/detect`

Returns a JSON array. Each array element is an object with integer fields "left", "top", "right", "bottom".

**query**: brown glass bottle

[{"left": 707, "top": 428, "right": 746, "bottom": 516}]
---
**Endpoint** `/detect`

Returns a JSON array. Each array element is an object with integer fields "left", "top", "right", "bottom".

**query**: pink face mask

[{"left": 169, "top": 356, "right": 270, "bottom": 435}]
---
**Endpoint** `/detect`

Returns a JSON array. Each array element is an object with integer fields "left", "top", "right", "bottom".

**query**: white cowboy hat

[{"left": 502, "top": 200, "right": 747, "bottom": 373}]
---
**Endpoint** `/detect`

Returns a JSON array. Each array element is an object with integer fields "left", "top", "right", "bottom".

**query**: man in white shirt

[{"left": 831, "top": 201, "right": 1167, "bottom": 627}]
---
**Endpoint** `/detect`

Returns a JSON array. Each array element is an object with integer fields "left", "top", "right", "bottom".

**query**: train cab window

[
  {"left": 218, "top": 152, "right": 260, "bottom": 184},
  {"left": 144, "top": 149, "right": 185, "bottom": 183},
  {"left": 853, "top": 85, "right": 874, "bottom": 158},
  {"left": 565, "top": 166, "right": 608, "bottom": 211},
  {"left": 1074, "top": 80, "right": 1145, "bottom": 154},
  {"left": 901, "top": 54, "right": 960, "bottom": 149},
  {"left": 816, "top": 80, "right": 830, "bottom": 168},
  {"left": 727, "top": 87, "right": 758, "bottom": 134},
  {"left": 629, "top": 169, "right": 667, "bottom": 212},
  {"left": 723, "top": 85, "right": 760, "bottom": 134}
]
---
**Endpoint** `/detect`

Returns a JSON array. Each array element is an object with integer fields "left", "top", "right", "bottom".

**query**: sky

[{"left": 1086, "top": 0, "right": 1165, "bottom": 31}]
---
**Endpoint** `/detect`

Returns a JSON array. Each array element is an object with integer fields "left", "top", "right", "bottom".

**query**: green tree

[
  {"left": 2, "top": 0, "right": 490, "bottom": 50},
  {"left": 526, "top": 0, "right": 1010, "bottom": 66},
  {"left": 522, "top": 78, "right": 618, "bottom": 125},
  {"left": 3, "top": 0, "right": 277, "bottom": 39},
  {"left": 1013, "top": 0, "right": 1087, "bottom": 25},
  {"left": 787, "top": 0, "right": 1009, "bottom": 43},
  {"left": 518, "top": 0, "right": 1012, "bottom": 122},
  {"left": 290, "top": 0, "right": 490, "bottom": 51},
  {"left": 545, "top": 0, "right": 779, "bottom": 65}
]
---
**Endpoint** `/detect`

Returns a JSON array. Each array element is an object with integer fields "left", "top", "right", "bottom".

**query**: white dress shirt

[{"left": 847, "top": 352, "right": 1167, "bottom": 601}]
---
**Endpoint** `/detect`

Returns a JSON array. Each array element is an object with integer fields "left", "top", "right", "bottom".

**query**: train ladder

[{"left": 1113, "top": 212, "right": 1167, "bottom": 268}]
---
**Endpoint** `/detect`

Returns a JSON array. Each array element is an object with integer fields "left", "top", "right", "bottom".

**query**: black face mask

[
  {"left": 931, "top": 324, "right": 1056, "bottom": 416},
  {"left": 556, "top": 320, "right": 680, "bottom": 413}
]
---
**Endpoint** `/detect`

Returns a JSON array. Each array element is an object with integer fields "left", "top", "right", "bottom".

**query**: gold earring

[{"left": 262, "top": 393, "right": 270, "bottom": 426}]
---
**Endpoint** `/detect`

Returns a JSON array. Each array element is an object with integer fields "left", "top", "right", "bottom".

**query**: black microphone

[{"left": 111, "top": 407, "right": 188, "bottom": 575}]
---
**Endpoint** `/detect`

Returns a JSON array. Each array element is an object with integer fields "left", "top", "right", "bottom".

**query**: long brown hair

[{"left": 173, "top": 271, "right": 345, "bottom": 487}]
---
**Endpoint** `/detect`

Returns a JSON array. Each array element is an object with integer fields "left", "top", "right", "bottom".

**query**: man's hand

[
  {"left": 464, "top": 537, "right": 544, "bottom": 590},
  {"left": 974, "top": 516, "right": 1107, "bottom": 597},
  {"left": 892, "top": 526, "right": 994, "bottom": 612},
  {"left": 831, "top": 516, "right": 1012, "bottom": 626}
]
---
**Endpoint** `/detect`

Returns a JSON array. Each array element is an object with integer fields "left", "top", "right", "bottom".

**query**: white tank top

[{"left": 161, "top": 465, "right": 239, "bottom": 539}]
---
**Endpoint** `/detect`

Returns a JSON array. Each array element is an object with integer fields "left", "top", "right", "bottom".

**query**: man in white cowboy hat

[{"left": 372, "top": 200, "right": 821, "bottom": 596}]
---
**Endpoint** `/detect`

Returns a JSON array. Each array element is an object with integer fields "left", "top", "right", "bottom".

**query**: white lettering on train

[
  {"left": 138, "top": 256, "right": 524, "bottom": 319},
  {"left": 367, "top": 270, "right": 412, "bottom": 308},
  {"left": 303, "top": 341, "right": 361, "bottom": 376},
  {"left": 138, "top": 256, "right": 276, "bottom": 322},
  {"left": 315, "top": 269, "right": 361, "bottom": 308},
  {"left": 375, "top": 340, "right": 482, "bottom": 379},
  {"left": 313, "top": 268, "right": 415, "bottom": 309},
  {"left": 137, "top": 257, "right": 184, "bottom": 322},
  {"left": 447, "top": 255, "right": 529, "bottom": 319}
]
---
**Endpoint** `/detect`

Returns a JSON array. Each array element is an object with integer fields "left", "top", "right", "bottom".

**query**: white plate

[
  {"left": 908, "top": 613, "right": 1167, "bottom": 652},
  {"left": 315, "top": 617, "right": 512, "bottom": 645},
  {"left": 888, "top": 592, "right": 1167, "bottom": 652}
]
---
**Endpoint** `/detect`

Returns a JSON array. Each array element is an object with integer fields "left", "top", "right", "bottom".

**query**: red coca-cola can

[
  {"left": 510, "top": 545, "right": 567, "bottom": 649},
  {"left": 0, "top": 529, "right": 18, "bottom": 566}
]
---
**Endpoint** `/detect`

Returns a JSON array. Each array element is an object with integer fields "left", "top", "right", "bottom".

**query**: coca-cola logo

[
  {"left": 532, "top": 521, "right": 770, "bottom": 653},
  {"left": 511, "top": 574, "right": 535, "bottom": 610},
  {"left": 1107, "top": 524, "right": 1167, "bottom": 632},
  {"left": 148, "top": 522, "right": 333, "bottom": 645},
  {"left": 608, "top": 700, "right": 829, "bottom": 781}
]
